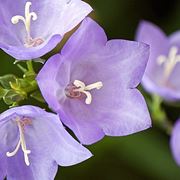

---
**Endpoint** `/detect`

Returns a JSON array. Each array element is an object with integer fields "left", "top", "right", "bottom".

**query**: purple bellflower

[
  {"left": 0, "top": 105, "right": 92, "bottom": 179},
  {"left": 136, "top": 21, "right": 180, "bottom": 101},
  {"left": 0, "top": 0, "right": 92, "bottom": 60},
  {"left": 37, "top": 18, "right": 151, "bottom": 145},
  {"left": 170, "top": 119, "right": 180, "bottom": 166}
]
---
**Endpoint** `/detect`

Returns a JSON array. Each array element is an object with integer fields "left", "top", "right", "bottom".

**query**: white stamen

[
  {"left": 6, "top": 119, "right": 31, "bottom": 166},
  {"left": 11, "top": 1, "right": 37, "bottom": 39},
  {"left": 157, "top": 46, "right": 180, "bottom": 81},
  {"left": 73, "top": 80, "right": 103, "bottom": 104}
]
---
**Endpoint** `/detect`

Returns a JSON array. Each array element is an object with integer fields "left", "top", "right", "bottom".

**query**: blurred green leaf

[
  {"left": 3, "top": 90, "right": 24, "bottom": 105},
  {"left": 0, "top": 74, "right": 17, "bottom": 89},
  {"left": 0, "top": 86, "right": 8, "bottom": 99}
]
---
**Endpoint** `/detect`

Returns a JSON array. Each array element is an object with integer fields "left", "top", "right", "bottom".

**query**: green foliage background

[{"left": 1, "top": 0, "right": 180, "bottom": 179}]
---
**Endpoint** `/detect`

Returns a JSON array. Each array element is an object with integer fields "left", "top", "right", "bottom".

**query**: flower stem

[
  {"left": 26, "top": 61, "right": 35, "bottom": 73},
  {"left": 17, "top": 64, "right": 27, "bottom": 73},
  {"left": 150, "top": 94, "right": 173, "bottom": 135}
]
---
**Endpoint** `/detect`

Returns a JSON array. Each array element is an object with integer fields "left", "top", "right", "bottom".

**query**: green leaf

[
  {"left": 3, "top": 90, "right": 25, "bottom": 105},
  {"left": 30, "top": 90, "right": 45, "bottom": 103},
  {"left": 0, "top": 74, "right": 17, "bottom": 89},
  {"left": 0, "top": 86, "right": 8, "bottom": 99}
]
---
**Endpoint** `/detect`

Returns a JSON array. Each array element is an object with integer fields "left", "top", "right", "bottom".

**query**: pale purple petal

[
  {"left": 0, "top": 35, "right": 62, "bottom": 60},
  {"left": 169, "top": 31, "right": 180, "bottom": 47},
  {"left": 38, "top": 18, "right": 151, "bottom": 145},
  {"left": 136, "top": 21, "right": 169, "bottom": 94},
  {"left": 98, "top": 89, "right": 151, "bottom": 136},
  {"left": 170, "top": 119, "right": 180, "bottom": 166},
  {"left": 0, "top": 153, "right": 6, "bottom": 180}
]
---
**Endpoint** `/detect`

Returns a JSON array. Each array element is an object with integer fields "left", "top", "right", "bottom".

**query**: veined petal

[{"left": 98, "top": 88, "right": 151, "bottom": 136}]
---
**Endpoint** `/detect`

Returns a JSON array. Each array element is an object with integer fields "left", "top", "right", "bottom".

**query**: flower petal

[
  {"left": 6, "top": 149, "right": 56, "bottom": 180},
  {"left": 170, "top": 119, "right": 180, "bottom": 166},
  {"left": 61, "top": 17, "right": 107, "bottom": 60},
  {"left": 0, "top": 35, "right": 62, "bottom": 60},
  {"left": 23, "top": 106, "right": 92, "bottom": 166},
  {"left": 136, "top": 21, "right": 169, "bottom": 93},
  {"left": 0, "top": 153, "right": 6, "bottom": 180},
  {"left": 55, "top": 87, "right": 151, "bottom": 144},
  {"left": 30, "top": 0, "right": 93, "bottom": 38},
  {"left": 169, "top": 31, "right": 180, "bottom": 47},
  {"left": 97, "top": 88, "right": 151, "bottom": 136}
]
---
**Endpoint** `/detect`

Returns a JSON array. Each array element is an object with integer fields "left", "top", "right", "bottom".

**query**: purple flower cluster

[
  {"left": 136, "top": 21, "right": 180, "bottom": 166},
  {"left": 0, "top": 0, "right": 155, "bottom": 179}
]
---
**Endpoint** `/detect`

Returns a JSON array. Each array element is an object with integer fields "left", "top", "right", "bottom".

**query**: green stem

[
  {"left": 17, "top": 64, "right": 27, "bottom": 73},
  {"left": 150, "top": 94, "right": 173, "bottom": 135},
  {"left": 26, "top": 61, "right": 35, "bottom": 73}
]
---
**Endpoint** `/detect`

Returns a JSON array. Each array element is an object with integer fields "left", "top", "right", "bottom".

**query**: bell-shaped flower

[
  {"left": 0, "top": 0, "right": 92, "bottom": 60},
  {"left": 37, "top": 18, "right": 151, "bottom": 145},
  {"left": 136, "top": 21, "right": 180, "bottom": 101},
  {"left": 0, "top": 105, "right": 92, "bottom": 179},
  {"left": 170, "top": 119, "right": 180, "bottom": 166}
]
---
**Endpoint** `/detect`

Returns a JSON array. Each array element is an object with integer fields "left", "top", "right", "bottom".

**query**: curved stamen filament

[
  {"left": 157, "top": 46, "right": 180, "bottom": 81},
  {"left": 73, "top": 80, "right": 103, "bottom": 104},
  {"left": 6, "top": 119, "right": 31, "bottom": 166},
  {"left": 11, "top": 1, "right": 37, "bottom": 39}
]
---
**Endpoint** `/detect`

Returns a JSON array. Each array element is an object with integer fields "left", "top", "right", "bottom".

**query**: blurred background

[{"left": 1, "top": 0, "right": 180, "bottom": 179}]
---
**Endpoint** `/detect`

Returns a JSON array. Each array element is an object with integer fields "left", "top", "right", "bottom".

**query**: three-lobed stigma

[
  {"left": 65, "top": 80, "right": 103, "bottom": 104},
  {"left": 6, "top": 117, "right": 32, "bottom": 166},
  {"left": 11, "top": 1, "right": 44, "bottom": 47},
  {"left": 157, "top": 46, "right": 180, "bottom": 82}
]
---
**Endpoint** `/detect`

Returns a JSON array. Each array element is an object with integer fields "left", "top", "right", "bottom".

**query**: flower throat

[{"left": 65, "top": 80, "right": 103, "bottom": 104}]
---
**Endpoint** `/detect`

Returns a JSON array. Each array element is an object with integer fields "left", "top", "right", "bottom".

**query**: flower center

[
  {"left": 65, "top": 80, "right": 103, "bottom": 104},
  {"left": 11, "top": 1, "right": 44, "bottom": 47},
  {"left": 6, "top": 117, "right": 32, "bottom": 166},
  {"left": 157, "top": 46, "right": 180, "bottom": 81}
]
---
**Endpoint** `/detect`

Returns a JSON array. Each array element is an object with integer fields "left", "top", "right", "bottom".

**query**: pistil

[
  {"left": 6, "top": 118, "right": 32, "bottom": 166},
  {"left": 157, "top": 46, "right": 180, "bottom": 82},
  {"left": 11, "top": 2, "right": 44, "bottom": 47},
  {"left": 70, "top": 80, "right": 103, "bottom": 104}
]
